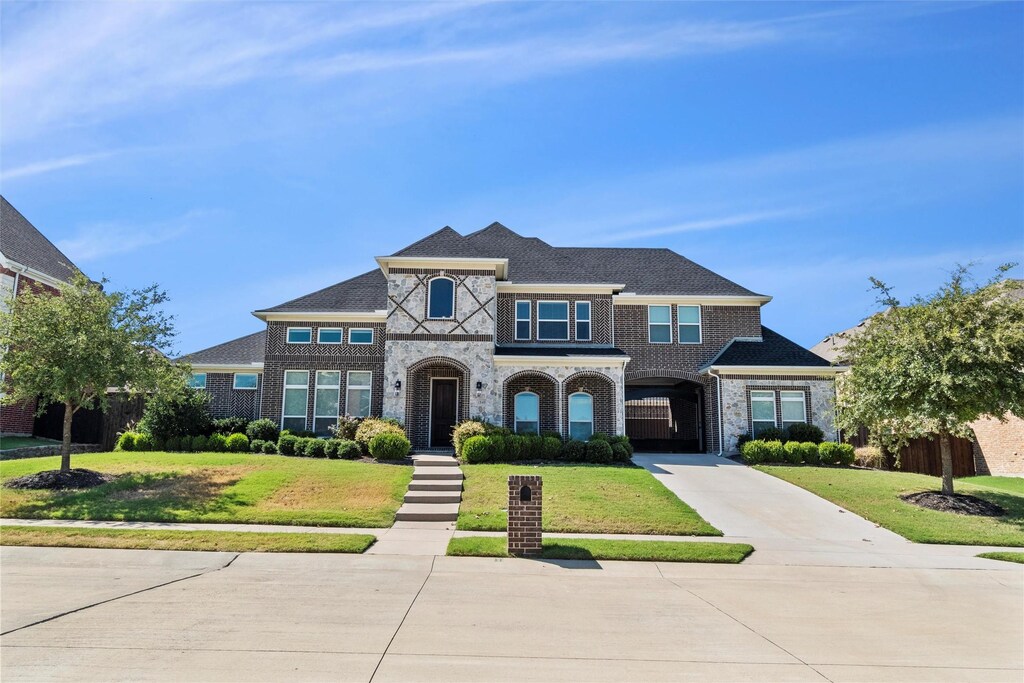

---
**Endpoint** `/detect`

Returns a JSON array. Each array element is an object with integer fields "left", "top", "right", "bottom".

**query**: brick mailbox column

[{"left": 507, "top": 475, "right": 542, "bottom": 556}]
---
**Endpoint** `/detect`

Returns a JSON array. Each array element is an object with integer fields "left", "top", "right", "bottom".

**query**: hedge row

[
  {"left": 461, "top": 432, "right": 633, "bottom": 464},
  {"left": 741, "top": 440, "right": 855, "bottom": 466},
  {"left": 736, "top": 423, "right": 826, "bottom": 449},
  {"left": 116, "top": 431, "right": 251, "bottom": 453}
]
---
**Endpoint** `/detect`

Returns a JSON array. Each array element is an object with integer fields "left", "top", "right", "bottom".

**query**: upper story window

[
  {"left": 515, "top": 301, "right": 531, "bottom": 340},
  {"left": 677, "top": 305, "right": 701, "bottom": 344},
  {"left": 537, "top": 301, "right": 569, "bottom": 341},
  {"left": 189, "top": 372, "right": 207, "bottom": 389},
  {"left": 568, "top": 392, "right": 594, "bottom": 441},
  {"left": 348, "top": 328, "right": 374, "bottom": 345},
  {"left": 780, "top": 391, "right": 807, "bottom": 430},
  {"left": 575, "top": 301, "right": 591, "bottom": 341},
  {"left": 317, "top": 328, "right": 343, "bottom": 344},
  {"left": 750, "top": 390, "right": 776, "bottom": 437},
  {"left": 648, "top": 305, "right": 672, "bottom": 343},
  {"left": 233, "top": 373, "right": 258, "bottom": 390},
  {"left": 287, "top": 327, "right": 312, "bottom": 344},
  {"left": 514, "top": 391, "right": 540, "bottom": 434},
  {"left": 428, "top": 277, "right": 455, "bottom": 319}
]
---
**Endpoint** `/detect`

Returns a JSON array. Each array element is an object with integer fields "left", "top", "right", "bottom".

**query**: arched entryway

[
  {"left": 502, "top": 370, "right": 558, "bottom": 435},
  {"left": 405, "top": 357, "right": 470, "bottom": 449},
  {"left": 625, "top": 371, "right": 706, "bottom": 452}
]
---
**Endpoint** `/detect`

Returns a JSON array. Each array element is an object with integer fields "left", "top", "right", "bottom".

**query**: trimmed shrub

[
  {"left": 855, "top": 445, "right": 885, "bottom": 469},
  {"left": 115, "top": 432, "right": 138, "bottom": 451},
  {"left": 355, "top": 418, "right": 405, "bottom": 451},
  {"left": 324, "top": 439, "right": 341, "bottom": 459},
  {"left": 610, "top": 442, "right": 630, "bottom": 463},
  {"left": 369, "top": 432, "right": 411, "bottom": 460},
  {"left": 586, "top": 439, "right": 613, "bottom": 464},
  {"left": 226, "top": 433, "right": 249, "bottom": 453},
  {"left": 762, "top": 440, "right": 786, "bottom": 464},
  {"left": 735, "top": 433, "right": 752, "bottom": 451},
  {"left": 785, "top": 423, "right": 824, "bottom": 444},
  {"left": 589, "top": 432, "right": 609, "bottom": 442},
  {"left": 138, "top": 388, "right": 212, "bottom": 441},
  {"left": 207, "top": 433, "right": 228, "bottom": 453},
  {"left": 191, "top": 434, "right": 209, "bottom": 452},
  {"left": 303, "top": 438, "right": 327, "bottom": 458},
  {"left": 336, "top": 439, "right": 361, "bottom": 460},
  {"left": 818, "top": 441, "right": 840, "bottom": 465},
  {"left": 783, "top": 441, "right": 803, "bottom": 464},
  {"left": 250, "top": 439, "right": 267, "bottom": 453},
  {"left": 542, "top": 435, "right": 563, "bottom": 460},
  {"left": 562, "top": 439, "right": 587, "bottom": 462},
  {"left": 799, "top": 441, "right": 820, "bottom": 465},
  {"left": 165, "top": 436, "right": 182, "bottom": 452},
  {"left": 462, "top": 435, "right": 491, "bottom": 463},
  {"left": 453, "top": 420, "right": 489, "bottom": 457},
  {"left": 741, "top": 440, "right": 767, "bottom": 464},
  {"left": 278, "top": 433, "right": 298, "bottom": 456},
  {"left": 836, "top": 443, "right": 855, "bottom": 467},
  {"left": 756, "top": 427, "right": 785, "bottom": 442},
  {"left": 246, "top": 419, "right": 279, "bottom": 443},
  {"left": 261, "top": 440, "right": 278, "bottom": 455},
  {"left": 212, "top": 416, "right": 249, "bottom": 436},
  {"left": 134, "top": 433, "right": 154, "bottom": 451},
  {"left": 608, "top": 435, "right": 634, "bottom": 457},
  {"left": 330, "top": 416, "right": 363, "bottom": 441}
]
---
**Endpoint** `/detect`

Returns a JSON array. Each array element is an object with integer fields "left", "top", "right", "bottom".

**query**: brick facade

[
  {"left": 496, "top": 293, "right": 612, "bottom": 345},
  {"left": 204, "top": 372, "right": 262, "bottom": 420},
  {"left": 614, "top": 304, "right": 761, "bottom": 369},
  {"left": 404, "top": 357, "right": 472, "bottom": 449},
  {"left": 562, "top": 371, "right": 616, "bottom": 438},
  {"left": 507, "top": 474, "right": 543, "bottom": 556},
  {"left": 972, "top": 413, "right": 1024, "bottom": 476},
  {"left": 0, "top": 397, "right": 37, "bottom": 435},
  {"left": 502, "top": 370, "right": 559, "bottom": 434}
]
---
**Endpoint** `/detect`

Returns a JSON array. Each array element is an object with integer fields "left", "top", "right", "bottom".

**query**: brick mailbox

[{"left": 507, "top": 475, "right": 542, "bottom": 556}]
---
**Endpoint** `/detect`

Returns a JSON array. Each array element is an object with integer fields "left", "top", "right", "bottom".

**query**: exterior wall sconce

[
  {"left": 475, "top": 380, "right": 483, "bottom": 396},
  {"left": 394, "top": 380, "right": 402, "bottom": 396}
]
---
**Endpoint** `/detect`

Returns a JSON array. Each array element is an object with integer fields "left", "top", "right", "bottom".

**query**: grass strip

[
  {"left": 447, "top": 535, "right": 752, "bottom": 563},
  {"left": 0, "top": 525, "right": 376, "bottom": 553},
  {"left": 977, "top": 551, "right": 1024, "bottom": 565}
]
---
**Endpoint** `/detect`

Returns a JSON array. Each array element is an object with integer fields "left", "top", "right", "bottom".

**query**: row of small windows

[
  {"left": 286, "top": 327, "right": 374, "bottom": 345},
  {"left": 515, "top": 301, "right": 591, "bottom": 342},
  {"left": 512, "top": 390, "right": 593, "bottom": 441},
  {"left": 189, "top": 372, "right": 259, "bottom": 391},
  {"left": 648, "top": 305, "right": 701, "bottom": 344},
  {"left": 283, "top": 370, "right": 372, "bottom": 434}
]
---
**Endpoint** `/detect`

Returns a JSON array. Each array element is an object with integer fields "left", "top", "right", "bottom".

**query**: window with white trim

[
  {"left": 287, "top": 327, "right": 312, "bottom": 344},
  {"left": 568, "top": 392, "right": 594, "bottom": 441},
  {"left": 677, "top": 305, "right": 701, "bottom": 344},
  {"left": 282, "top": 370, "right": 309, "bottom": 432},
  {"left": 346, "top": 371, "right": 372, "bottom": 418},
  {"left": 780, "top": 391, "right": 807, "bottom": 431},
  {"left": 233, "top": 373, "right": 258, "bottom": 390},
  {"left": 575, "top": 301, "right": 591, "bottom": 341},
  {"left": 313, "top": 371, "right": 341, "bottom": 435},
  {"left": 317, "top": 328, "right": 343, "bottom": 344},
  {"left": 189, "top": 372, "right": 207, "bottom": 389},
  {"left": 750, "top": 390, "right": 777, "bottom": 437},
  {"left": 648, "top": 305, "right": 672, "bottom": 343},
  {"left": 515, "top": 300, "right": 531, "bottom": 340},
  {"left": 428, "top": 277, "right": 455, "bottom": 319},
  {"left": 348, "top": 328, "right": 373, "bottom": 345},
  {"left": 537, "top": 301, "right": 569, "bottom": 341},
  {"left": 514, "top": 392, "right": 540, "bottom": 434}
]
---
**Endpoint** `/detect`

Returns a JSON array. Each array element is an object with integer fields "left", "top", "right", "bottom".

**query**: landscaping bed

[
  {"left": 0, "top": 525, "right": 375, "bottom": 553},
  {"left": 447, "top": 536, "right": 751, "bottom": 563},
  {"left": 758, "top": 466, "right": 1024, "bottom": 546},
  {"left": 0, "top": 452, "right": 412, "bottom": 527},
  {"left": 977, "top": 551, "right": 1024, "bottom": 565},
  {"left": 457, "top": 463, "right": 720, "bottom": 535}
]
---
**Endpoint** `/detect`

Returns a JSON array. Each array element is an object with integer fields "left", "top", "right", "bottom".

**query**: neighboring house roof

[
  {"left": 178, "top": 330, "right": 266, "bottom": 366},
  {"left": 494, "top": 346, "right": 629, "bottom": 357},
  {"left": 708, "top": 326, "right": 832, "bottom": 368},
  {"left": 0, "top": 196, "right": 81, "bottom": 284},
  {"left": 258, "top": 269, "right": 387, "bottom": 313}
]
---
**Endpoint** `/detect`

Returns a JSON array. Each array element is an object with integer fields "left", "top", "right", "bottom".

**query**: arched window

[
  {"left": 428, "top": 277, "right": 455, "bottom": 319},
  {"left": 514, "top": 391, "right": 540, "bottom": 434},
  {"left": 568, "top": 392, "right": 593, "bottom": 441}
]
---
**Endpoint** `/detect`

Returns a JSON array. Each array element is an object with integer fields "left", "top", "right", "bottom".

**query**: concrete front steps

[{"left": 394, "top": 454, "right": 463, "bottom": 523}]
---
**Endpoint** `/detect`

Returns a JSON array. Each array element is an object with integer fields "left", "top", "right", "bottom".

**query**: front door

[{"left": 430, "top": 379, "right": 458, "bottom": 448}]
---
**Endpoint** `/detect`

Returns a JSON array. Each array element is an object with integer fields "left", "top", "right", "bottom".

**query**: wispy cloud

[
  {"left": 586, "top": 207, "right": 815, "bottom": 245},
  {"left": 1, "top": 151, "right": 120, "bottom": 181},
  {"left": 56, "top": 210, "right": 216, "bottom": 263}
]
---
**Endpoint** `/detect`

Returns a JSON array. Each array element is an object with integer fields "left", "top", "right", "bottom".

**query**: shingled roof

[
  {"left": 178, "top": 330, "right": 266, "bottom": 366},
  {"left": 258, "top": 270, "right": 387, "bottom": 313},
  {"left": 0, "top": 196, "right": 81, "bottom": 284},
  {"left": 707, "top": 327, "right": 832, "bottom": 368}
]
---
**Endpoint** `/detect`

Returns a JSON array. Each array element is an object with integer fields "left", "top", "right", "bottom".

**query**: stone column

[{"left": 507, "top": 475, "right": 542, "bottom": 556}]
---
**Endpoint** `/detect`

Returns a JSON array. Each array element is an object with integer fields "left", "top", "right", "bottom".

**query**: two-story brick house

[{"left": 181, "top": 223, "right": 842, "bottom": 453}]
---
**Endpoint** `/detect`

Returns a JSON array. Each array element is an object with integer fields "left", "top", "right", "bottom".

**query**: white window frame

[
  {"left": 427, "top": 276, "right": 456, "bottom": 320},
  {"left": 513, "top": 391, "right": 540, "bottom": 435},
  {"left": 189, "top": 372, "right": 207, "bottom": 389},
  {"left": 345, "top": 370, "right": 373, "bottom": 418},
  {"left": 515, "top": 300, "right": 531, "bottom": 341},
  {"left": 348, "top": 328, "right": 374, "bottom": 345},
  {"left": 286, "top": 327, "right": 312, "bottom": 344},
  {"left": 281, "top": 370, "right": 310, "bottom": 431},
  {"left": 780, "top": 391, "right": 807, "bottom": 429},
  {"left": 750, "top": 390, "right": 777, "bottom": 436},
  {"left": 575, "top": 301, "right": 591, "bottom": 341},
  {"left": 233, "top": 373, "right": 259, "bottom": 390},
  {"left": 676, "top": 305, "right": 702, "bottom": 345},
  {"left": 536, "top": 300, "right": 570, "bottom": 341},
  {"left": 317, "top": 327, "right": 344, "bottom": 344},
  {"left": 313, "top": 370, "right": 341, "bottom": 435},
  {"left": 648, "top": 305, "right": 672, "bottom": 344},
  {"left": 568, "top": 391, "right": 594, "bottom": 441}
]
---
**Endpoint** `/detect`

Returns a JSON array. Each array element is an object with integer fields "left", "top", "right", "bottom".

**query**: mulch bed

[
  {"left": 901, "top": 491, "right": 1005, "bottom": 517},
  {"left": 5, "top": 469, "right": 115, "bottom": 490}
]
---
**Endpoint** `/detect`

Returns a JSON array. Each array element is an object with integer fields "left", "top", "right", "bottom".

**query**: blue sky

[{"left": 2, "top": 1, "right": 1021, "bottom": 355}]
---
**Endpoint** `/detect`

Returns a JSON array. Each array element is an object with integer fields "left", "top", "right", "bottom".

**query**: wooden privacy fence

[
  {"left": 845, "top": 427, "right": 976, "bottom": 477},
  {"left": 34, "top": 394, "right": 147, "bottom": 451}
]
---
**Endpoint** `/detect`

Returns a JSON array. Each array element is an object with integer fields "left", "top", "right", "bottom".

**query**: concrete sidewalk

[{"left": 2, "top": 546, "right": 1021, "bottom": 682}]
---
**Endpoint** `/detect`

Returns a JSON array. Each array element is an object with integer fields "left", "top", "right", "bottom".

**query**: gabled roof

[
  {"left": 708, "top": 327, "right": 832, "bottom": 368},
  {"left": 259, "top": 269, "right": 387, "bottom": 313},
  {"left": 178, "top": 330, "right": 266, "bottom": 366},
  {"left": 0, "top": 196, "right": 81, "bottom": 284}
]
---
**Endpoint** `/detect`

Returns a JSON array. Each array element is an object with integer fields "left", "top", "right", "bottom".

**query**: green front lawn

[
  {"left": 457, "top": 463, "right": 720, "bottom": 535},
  {"left": 1, "top": 436, "right": 60, "bottom": 451},
  {"left": 759, "top": 466, "right": 1024, "bottom": 547},
  {"left": 977, "top": 551, "right": 1024, "bottom": 564},
  {"left": 0, "top": 525, "right": 375, "bottom": 553},
  {"left": 447, "top": 536, "right": 751, "bottom": 563},
  {"left": 1, "top": 452, "right": 412, "bottom": 527},
  {"left": 959, "top": 476, "right": 1024, "bottom": 495}
]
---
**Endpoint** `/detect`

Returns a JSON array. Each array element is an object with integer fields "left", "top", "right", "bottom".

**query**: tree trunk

[
  {"left": 939, "top": 432, "right": 954, "bottom": 495},
  {"left": 60, "top": 401, "right": 74, "bottom": 472}
]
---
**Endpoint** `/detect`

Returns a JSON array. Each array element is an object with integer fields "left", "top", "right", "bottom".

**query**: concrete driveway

[{"left": 2, "top": 546, "right": 1021, "bottom": 682}]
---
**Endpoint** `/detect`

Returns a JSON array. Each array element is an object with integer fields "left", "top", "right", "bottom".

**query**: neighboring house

[
  {"left": 0, "top": 197, "right": 83, "bottom": 436},
  {"left": 812, "top": 286, "right": 1024, "bottom": 477},
  {"left": 182, "top": 223, "right": 842, "bottom": 453}
]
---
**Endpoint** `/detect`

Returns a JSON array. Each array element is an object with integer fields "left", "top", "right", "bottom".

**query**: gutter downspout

[{"left": 713, "top": 370, "right": 724, "bottom": 457}]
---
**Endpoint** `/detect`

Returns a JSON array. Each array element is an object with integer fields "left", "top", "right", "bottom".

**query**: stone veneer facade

[{"left": 719, "top": 375, "right": 838, "bottom": 453}]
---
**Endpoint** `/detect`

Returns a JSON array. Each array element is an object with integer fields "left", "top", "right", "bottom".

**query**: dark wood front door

[{"left": 430, "top": 379, "right": 458, "bottom": 448}]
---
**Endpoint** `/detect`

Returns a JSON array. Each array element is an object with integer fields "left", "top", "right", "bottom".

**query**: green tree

[
  {"left": 0, "top": 274, "right": 182, "bottom": 470},
  {"left": 835, "top": 265, "right": 1024, "bottom": 495}
]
